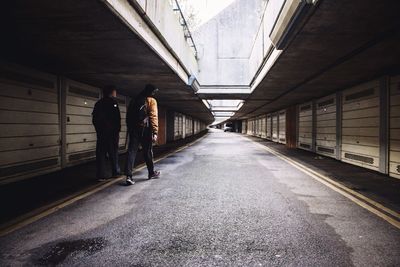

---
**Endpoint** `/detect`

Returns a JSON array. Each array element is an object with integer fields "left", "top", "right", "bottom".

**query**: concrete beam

[{"left": 103, "top": 0, "right": 193, "bottom": 84}]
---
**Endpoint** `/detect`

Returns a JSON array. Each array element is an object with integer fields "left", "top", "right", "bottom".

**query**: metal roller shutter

[
  {"left": 0, "top": 65, "right": 61, "bottom": 184},
  {"left": 65, "top": 79, "right": 100, "bottom": 165},
  {"left": 256, "top": 117, "right": 261, "bottom": 137},
  {"left": 182, "top": 115, "right": 186, "bottom": 138},
  {"left": 316, "top": 94, "right": 337, "bottom": 158},
  {"left": 278, "top": 110, "right": 286, "bottom": 144},
  {"left": 260, "top": 115, "right": 267, "bottom": 138},
  {"left": 174, "top": 113, "right": 183, "bottom": 140},
  {"left": 242, "top": 120, "right": 247, "bottom": 134},
  {"left": 186, "top": 116, "right": 193, "bottom": 137},
  {"left": 247, "top": 119, "right": 253, "bottom": 135},
  {"left": 390, "top": 76, "right": 400, "bottom": 179},
  {"left": 116, "top": 94, "right": 128, "bottom": 152},
  {"left": 194, "top": 120, "right": 199, "bottom": 134},
  {"left": 272, "top": 114, "right": 278, "bottom": 142},
  {"left": 266, "top": 115, "right": 272, "bottom": 140},
  {"left": 298, "top": 102, "right": 313, "bottom": 151},
  {"left": 341, "top": 80, "right": 380, "bottom": 171}
]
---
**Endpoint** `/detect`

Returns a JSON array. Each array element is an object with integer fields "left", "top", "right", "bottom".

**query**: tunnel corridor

[{"left": 1, "top": 0, "right": 400, "bottom": 266}]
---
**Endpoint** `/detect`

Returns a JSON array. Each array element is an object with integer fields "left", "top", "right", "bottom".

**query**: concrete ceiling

[
  {"left": 0, "top": 0, "right": 214, "bottom": 124},
  {"left": 232, "top": 0, "right": 400, "bottom": 119}
]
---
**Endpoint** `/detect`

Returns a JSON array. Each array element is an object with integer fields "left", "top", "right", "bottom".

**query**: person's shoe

[
  {"left": 148, "top": 170, "right": 161, "bottom": 179},
  {"left": 126, "top": 176, "right": 135, "bottom": 185}
]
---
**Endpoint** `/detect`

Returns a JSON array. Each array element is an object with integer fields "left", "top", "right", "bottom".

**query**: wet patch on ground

[{"left": 32, "top": 237, "right": 107, "bottom": 266}]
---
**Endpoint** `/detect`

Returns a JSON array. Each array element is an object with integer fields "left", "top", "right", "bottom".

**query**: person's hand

[{"left": 152, "top": 134, "right": 158, "bottom": 143}]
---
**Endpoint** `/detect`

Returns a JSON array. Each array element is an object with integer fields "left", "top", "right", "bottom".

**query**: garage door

[
  {"left": 278, "top": 110, "right": 286, "bottom": 144},
  {"left": 298, "top": 102, "right": 313, "bottom": 151},
  {"left": 390, "top": 76, "right": 400, "bottom": 179},
  {"left": 65, "top": 79, "right": 100, "bottom": 166},
  {"left": 116, "top": 94, "right": 128, "bottom": 152},
  {"left": 260, "top": 115, "right": 267, "bottom": 138},
  {"left": 242, "top": 120, "right": 247, "bottom": 134},
  {"left": 272, "top": 114, "right": 278, "bottom": 142},
  {"left": 342, "top": 80, "right": 380, "bottom": 171},
  {"left": 185, "top": 116, "right": 193, "bottom": 137},
  {"left": 174, "top": 113, "right": 183, "bottom": 139},
  {"left": 247, "top": 119, "right": 254, "bottom": 135},
  {"left": 316, "top": 94, "right": 337, "bottom": 158},
  {"left": 257, "top": 117, "right": 263, "bottom": 137},
  {"left": 0, "top": 65, "right": 61, "bottom": 184},
  {"left": 266, "top": 115, "right": 272, "bottom": 140}
]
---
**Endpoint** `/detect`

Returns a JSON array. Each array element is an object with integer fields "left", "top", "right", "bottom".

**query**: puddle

[{"left": 35, "top": 237, "right": 107, "bottom": 266}]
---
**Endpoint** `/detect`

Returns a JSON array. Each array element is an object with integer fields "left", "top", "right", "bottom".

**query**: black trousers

[
  {"left": 125, "top": 128, "right": 154, "bottom": 177},
  {"left": 96, "top": 132, "right": 120, "bottom": 179}
]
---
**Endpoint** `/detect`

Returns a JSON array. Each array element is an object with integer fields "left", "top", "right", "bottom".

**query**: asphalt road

[{"left": 0, "top": 130, "right": 399, "bottom": 266}]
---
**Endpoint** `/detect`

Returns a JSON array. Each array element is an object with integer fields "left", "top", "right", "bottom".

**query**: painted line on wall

[
  {"left": 246, "top": 136, "right": 400, "bottom": 230},
  {"left": 0, "top": 134, "right": 208, "bottom": 237}
]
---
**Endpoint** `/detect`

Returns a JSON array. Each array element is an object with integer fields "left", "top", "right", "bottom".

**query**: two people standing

[{"left": 92, "top": 84, "right": 160, "bottom": 185}]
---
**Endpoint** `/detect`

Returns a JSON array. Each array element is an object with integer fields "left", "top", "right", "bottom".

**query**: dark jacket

[{"left": 92, "top": 96, "right": 121, "bottom": 135}]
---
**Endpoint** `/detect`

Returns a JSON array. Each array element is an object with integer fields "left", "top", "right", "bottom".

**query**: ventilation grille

[
  {"left": 0, "top": 68, "right": 54, "bottom": 88},
  {"left": 69, "top": 86, "right": 99, "bottom": 99},
  {"left": 300, "top": 105, "right": 311, "bottom": 111},
  {"left": 279, "top": 138, "right": 286, "bottom": 142},
  {"left": 68, "top": 150, "right": 96, "bottom": 162},
  {"left": 317, "top": 146, "right": 334, "bottom": 154},
  {"left": 118, "top": 145, "right": 126, "bottom": 150},
  {"left": 345, "top": 88, "right": 374, "bottom": 101},
  {"left": 0, "top": 158, "right": 59, "bottom": 177},
  {"left": 300, "top": 143, "right": 311, "bottom": 149},
  {"left": 280, "top": 111, "right": 285, "bottom": 116},
  {"left": 318, "top": 98, "right": 334, "bottom": 108},
  {"left": 344, "top": 153, "right": 374, "bottom": 164}
]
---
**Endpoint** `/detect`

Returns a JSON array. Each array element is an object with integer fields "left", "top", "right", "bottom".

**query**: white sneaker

[{"left": 126, "top": 176, "right": 135, "bottom": 185}]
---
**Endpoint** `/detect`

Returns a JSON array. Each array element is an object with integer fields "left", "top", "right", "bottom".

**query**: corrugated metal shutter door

[
  {"left": 316, "top": 95, "right": 337, "bottom": 158},
  {"left": 65, "top": 79, "right": 100, "bottom": 165},
  {"left": 174, "top": 113, "right": 182, "bottom": 140},
  {"left": 261, "top": 115, "right": 267, "bottom": 138},
  {"left": 186, "top": 117, "right": 193, "bottom": 137},
  {"left": 342, "top": 80, "right": 380, "bottom": 171},
  {"left": 266, "top": 115, "right": 272, "bottom": 140},
  {"left": 242, "top": 120, "right": 247, "bottom": 134},
  {"left": 247, "top": 120, "right": 252, "bottom": 135},
  {"left": 272, "top": 114, "right": 278, "bottom": 142},
  {"left": 255, "top": 118, "right": 259, "bottom": 136},
  {"left": 390, "top": 76, "right": 400, "bottom": 179},
  {"left": 194, "top": 120, "right": 199, "bottom": 134},
  {"left": 298, "top": 102, "right": 313, "bottom": 151},
  {"left": 278, "top": 110, "right": 286, "bottom": 144},
  {"left": 0, "top": 65, "right": 61, "bottom": 183},
  {"left": 116, "top": 95, "right": 127, "bottom": 152}
]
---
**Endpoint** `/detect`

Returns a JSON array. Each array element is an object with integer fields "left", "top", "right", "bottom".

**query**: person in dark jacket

[
  {"left": 92, "top": 85, "right": 121, "bottom": 180},
  {"left": 125, "top": 84, "right": 161, "bottom": 185}
]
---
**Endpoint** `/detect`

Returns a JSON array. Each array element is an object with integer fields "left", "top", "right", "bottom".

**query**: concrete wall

[
  {"left": 108, "top": 0, "right": 199, "bottom": 83},
  {"left": 193, "top": 0, "right": 267, "bottom": 86}
]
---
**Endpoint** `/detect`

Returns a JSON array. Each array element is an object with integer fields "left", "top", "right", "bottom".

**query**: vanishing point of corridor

[{"left": 1, "top": 130, "right": 399, "bottom": 266}]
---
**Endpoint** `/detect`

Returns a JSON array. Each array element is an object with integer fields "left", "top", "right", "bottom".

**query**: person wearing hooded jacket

[{"left": 125, "top": 84, "right": 161, "bottom": 185}]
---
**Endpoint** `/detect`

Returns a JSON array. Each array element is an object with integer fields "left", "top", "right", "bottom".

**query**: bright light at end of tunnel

[{"left": 212, "top": 112, "right": 235, "bottom": 117}]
